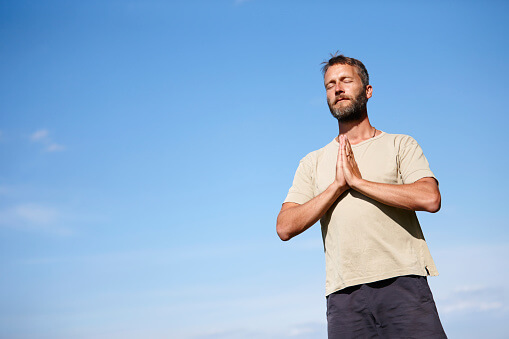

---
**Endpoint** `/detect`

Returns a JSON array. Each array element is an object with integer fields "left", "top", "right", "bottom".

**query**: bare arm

[
  {"left": 276, "top": 142, "right": 352, "bottom": 241},
  {"left": 341, "top": 135, "right": 441, "bottom": 213},
  {"left": 277, "top": 135, "right": 440, "bottom": 241},
  {"left": 276, "top": 182, "right": 347, "bottom": 241},
  {"left": 351, "top": 177, "right": 440, "bottom": 212}
]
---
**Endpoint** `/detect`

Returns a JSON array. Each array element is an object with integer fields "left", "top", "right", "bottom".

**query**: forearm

[
  {"left": 350, "top": 177, "right": 441, "bottom": 212},
  {"left": 276, "top": 182, "right": 347, "bottom": 241}
]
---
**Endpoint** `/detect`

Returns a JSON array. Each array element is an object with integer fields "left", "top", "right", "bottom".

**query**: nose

[{"left": 334, "top": 82, "right": 344, "bottom": 94}]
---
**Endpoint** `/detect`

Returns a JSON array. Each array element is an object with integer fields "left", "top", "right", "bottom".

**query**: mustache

[{"left": 334, "top": 96, "right": 352, "bottom": 103}]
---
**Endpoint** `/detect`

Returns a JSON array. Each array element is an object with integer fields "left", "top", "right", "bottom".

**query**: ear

[{"left": 365, "top": 85, "right": 373, "bottom": 99}]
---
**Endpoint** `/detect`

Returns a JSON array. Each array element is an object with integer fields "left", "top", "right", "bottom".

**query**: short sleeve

[
  {"left": 397, "top": 136, "right": 436, "bottom": 184},
  {"left": 283, "top": 153, "right": 315, "bottom": 204}
]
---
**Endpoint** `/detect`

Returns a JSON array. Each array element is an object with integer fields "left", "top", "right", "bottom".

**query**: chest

[{"left": 314, "top": 143, "right": 402, "bottom": 195}]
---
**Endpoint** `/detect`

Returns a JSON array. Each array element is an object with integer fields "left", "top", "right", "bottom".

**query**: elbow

[
  {"left": 424, "top": 193, "right": 441, "bottom": 213},
  {"left": 278, "top": 232, "right": 291, "bottom": 242},
  {"left": 276, "top": 223, "right": 292, "bottom": 241},
  {"left": 276, "top": 217, "right": 293, "bottom": 241}
]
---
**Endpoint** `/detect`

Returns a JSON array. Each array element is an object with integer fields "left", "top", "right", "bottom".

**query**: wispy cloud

[
  {"left": 453, "top": 285, "right": 487, "bottom": 293},
  {"left": 191, "top": 322, "right": 326, "bottom": 339},
  {"left": 14, "top": 204, "right": 58, "bottom": 224},
  {"left": 0, "top": 203, "right": 72, "bottom": 235},
  {"left": 428, "top": 244, "right": 509, "bottom": 322},
  {"left": 192, "top": 328, "right": 261, "bottom": 339},
  {"left": 30, "top": 129, "right": 49, "bottom": 141},
  {"left": 439, "top": 283, "right": 508, "bottom": 315},
  {"left": 46, "top": 143, "right": 66, "bottom": 152},
  {"left": 442, "top": 300, "right": 503, "bottom": 314},
  {"left": 30, "top": 129, "right": 65, "bottom": 152},
  {"left": 287, "top": 322, "right": 326, "bottom": 337}
]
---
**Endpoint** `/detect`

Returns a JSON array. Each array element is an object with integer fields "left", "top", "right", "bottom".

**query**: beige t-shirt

[{"left": 284, "top": 132, "right": 439, "bottom": 296}]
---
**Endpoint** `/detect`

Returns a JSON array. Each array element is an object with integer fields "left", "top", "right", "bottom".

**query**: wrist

[
  {"left": 350, "top": 177, "right": 365, "bottom": 191},
  {"left": 331, "top": 180, "right": 348, "bottom": 195}
]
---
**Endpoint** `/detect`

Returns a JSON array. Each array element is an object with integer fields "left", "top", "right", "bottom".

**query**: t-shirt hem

[
  {"left": 325, "top": 267, "right": 439, "bottom": 296},
  {"left": 404, "top": 169, "right": 436, "bottom": 184},
  {"left": 284, "top": 192, "right": 312, "bottom": 205}
]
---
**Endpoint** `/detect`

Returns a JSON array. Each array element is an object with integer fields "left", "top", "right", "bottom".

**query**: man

[{"left": 276, "top": 54, "right": 447, "bottom": 338}]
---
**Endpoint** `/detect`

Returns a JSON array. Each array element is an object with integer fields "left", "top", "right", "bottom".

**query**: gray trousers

[{"left": 326, "top": 275, "right": 447, "bottom": 338}]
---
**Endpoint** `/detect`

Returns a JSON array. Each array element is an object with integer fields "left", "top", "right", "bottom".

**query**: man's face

[{"left": 324, "top": 64, "right": 372, "bottom": 122}]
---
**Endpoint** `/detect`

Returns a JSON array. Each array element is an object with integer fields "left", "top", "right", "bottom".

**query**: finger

[
  {"left": 337, "top": 135, "right": 342, "bottom": 156},
  {"left": 341, "top": 140, "right": 349, "bottom": 171},
  {"left": 343, "top": 136, "right": 350, "bottom": 157},
  {"left": 348, "top": 155, "right": 354, "bottom": 169},
  {"left": 350, "top": 156, "right": 357, "bottom": 171},
  {"left": 340, "top": 138, "right": 345, "bottom": 162},
  {"left": 348, "top": 150, "right": 355, "bottom": 167},
  {"left": 337, "top": 138, "right": 341, "bottom": 161},
  {"left": 341, "top": 135, "right": 347, "bottom": 154},
  {"left": 337, "top": 137, "right": 344, "bottom": 167},
  {"left": 345, "top": 137, "right": 354, "bottom": 159}
]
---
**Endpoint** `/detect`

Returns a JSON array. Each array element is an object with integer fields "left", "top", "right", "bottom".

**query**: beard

[{"left": 328, "top": 90, "right": 368, "bottom": 123}]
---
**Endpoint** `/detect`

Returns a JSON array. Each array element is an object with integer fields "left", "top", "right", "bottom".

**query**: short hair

[{"left": 321, "top": 52, "right": 370, "bottom": 87}]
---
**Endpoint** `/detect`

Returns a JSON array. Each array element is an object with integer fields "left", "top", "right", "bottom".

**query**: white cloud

[
  {"left": 452, "top": 285, "right": 490, "bottom": 294},
  {"left": 190, "top": 322, "right": 326, "bottom": 339},
  {"left": 30, "top": 129, "right": 65, "bottom": 152},
  {"left": 46, "top": 143, "right": 66, "bottom": 152},
  {"left": 14, "top": 204, "right": 58, "bottom": 224},
  {"left": 429, "top": 245, "right": 509, "bottom": 317},
  {"left": 442, "top": 300, "right": 503, "bottom": 314},
  {"left": 0, "top": 203, "right": 72, "bottom": 235},
  {"left": 288, "top": 323, "right": 325, "bottom": 337},
  {"left": 30, "top": 129, "right": 49, "bottom": 141}
]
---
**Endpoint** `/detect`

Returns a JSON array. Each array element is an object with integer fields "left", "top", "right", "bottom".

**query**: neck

[{"left": 337, "top": 114, "right": 376, "bottom": 145}]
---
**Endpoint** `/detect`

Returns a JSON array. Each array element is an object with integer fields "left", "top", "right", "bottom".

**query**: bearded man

[{"left": 276, "top": 54, "right": 447, "bottom": 338}]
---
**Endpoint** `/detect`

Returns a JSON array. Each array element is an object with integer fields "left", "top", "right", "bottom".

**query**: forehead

[{"left": 324, "top": 64, "right": 360, "bottom": 82}]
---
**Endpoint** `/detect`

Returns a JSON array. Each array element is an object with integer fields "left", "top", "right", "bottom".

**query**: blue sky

[{"left": 1, "top": 0, "right": 508, "bottom": 338}]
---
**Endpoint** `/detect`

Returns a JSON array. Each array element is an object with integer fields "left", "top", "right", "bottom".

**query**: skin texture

[
  {"left": 276, "top": 64, "right": 441, "bottom": 241},
  {"left": 325, "top": 63, "right": 372, "bottom": 124}
]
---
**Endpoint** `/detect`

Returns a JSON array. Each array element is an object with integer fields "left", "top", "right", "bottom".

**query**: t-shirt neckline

[{"left": 332, "top": 131, "right": 386, "bottom": 148}]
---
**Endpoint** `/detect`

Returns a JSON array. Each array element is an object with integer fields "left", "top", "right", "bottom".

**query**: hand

[
  {"left": 334, "top": 137, "right": 348, "bottom": 191},
  {"left": 340, "top": 135, "right": 363, "bottom": 187}
]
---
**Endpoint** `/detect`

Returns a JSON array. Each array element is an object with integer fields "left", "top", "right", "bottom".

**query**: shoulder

[
  {"left": 380, "top": 132, "right": 420, "bottom": 150},
  {"left": 298, "top": 139, "right": 336, "bottom": 166}
]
